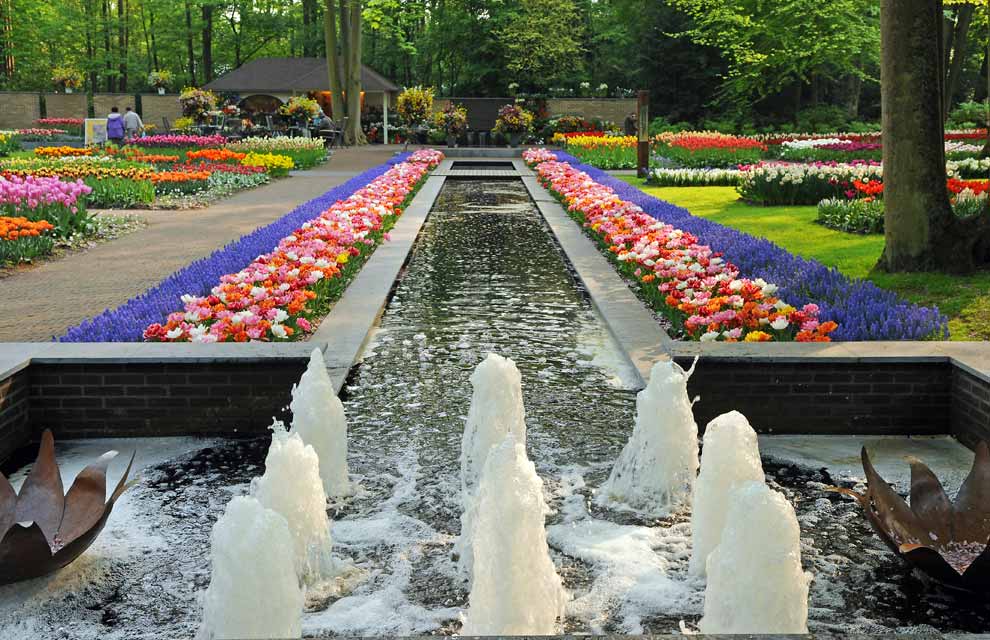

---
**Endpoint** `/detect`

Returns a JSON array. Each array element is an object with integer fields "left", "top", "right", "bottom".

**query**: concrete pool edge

[{"left": 2, "top": 156, "right": 990, "bottom": 461}]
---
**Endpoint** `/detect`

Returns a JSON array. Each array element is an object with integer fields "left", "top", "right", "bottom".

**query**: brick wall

[
  {"left": 546, "top": 98, "right": 637, "bottom": 125},
  {"left": 92, "top": 93, "right": 134, "bottom": 118},
  {"left": 0, "top": 91, "right": 41, "bottom": 129},
  {"left": 677, "top": 359, "right": 952, "bottom": 436},
  {"left": 951, "top": 367, "right": 990, "bottom": 448},
  {"left": 139, "top": 94, "right": 183, "bottom": 131},
  {"left": 0, "top": 369, "right": 31, "bottom": 464},
  {"left": 44, "top": 93, "right": 88, "bottom": 120},
  {"left": 27, "top": 361, "right": 306, "bottom": 441}
]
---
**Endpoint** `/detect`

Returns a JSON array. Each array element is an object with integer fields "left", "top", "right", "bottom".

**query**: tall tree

[
  {"left": 943, "top": 1, "right": 977, "bottom": 114},
  {"left": 324, "top": 0, "right": 366, "bottom": 143},
  {"left": 184, "top": 0, "right": 196, "bottom": 86},
  {"left": 879, "top": 0, "right": 990, "bottom": 273},
  {"left": 202, "top": 1, "right": 214, "bottom": 82},
  {"left": 497, "top": 0, "right": 584, "bottom": 90}
]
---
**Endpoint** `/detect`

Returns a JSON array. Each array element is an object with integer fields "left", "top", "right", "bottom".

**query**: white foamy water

[
  {"left": 251, "top": 423, "right": 335, "bottom": 583},
  {"left": 690, "top": 410, "right": 765, "bottom": 576},
  {"left": 700, "top": 481, "right": 811, "bottom": 634},
  {"left": 197, "top": 496, "right": 303, "bottom": 639},
  {"left": 460, "top": 436, "right": 567, "bottom": 635},
  {"left": 291, "top": 348, "right": 354, "bottom": 498},
  {"left": 597, "top": 358, "right": 699, "bottom": 515},
  {"left": 455, "top": 353, "right": 528, "bottom": 579}
]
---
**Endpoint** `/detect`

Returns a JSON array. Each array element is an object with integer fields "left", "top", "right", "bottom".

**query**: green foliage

[
  {"left": 497, "top": 0, "right": 585, "bottom": 90},
  {"left": 83, "top": 177, "right": 156, "bottom": 209},
  {"left": 794, "top": 105, "right": 852, "bottom": 133},
  {"left": 667, "top": 0, "right": 880, "bottom": 108},
  {"left": 948, "top": 100, "right": 990, "bottom": 129},
  {"left": 817, "top": 197, "right": 884, "bottom": 233},
  {"left": 648, "top": 117, "right": 692, "bottom": 136}
]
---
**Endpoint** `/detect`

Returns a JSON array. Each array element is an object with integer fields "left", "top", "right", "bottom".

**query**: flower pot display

[{"left": 492, "top": 104, "right": 533, "bottom": 148}]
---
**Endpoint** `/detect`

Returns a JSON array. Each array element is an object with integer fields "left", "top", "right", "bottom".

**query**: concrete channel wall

[{"left": 2, "top": 156, "right": 989, "bottom": 463}]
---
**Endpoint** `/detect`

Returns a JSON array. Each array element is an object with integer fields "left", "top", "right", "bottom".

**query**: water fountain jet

[
  {"left": 597, "top": 358, "right": 698, "bottom": 515},
  {"left": 689, "top": 410, "right": 765, "bottom": 576},
  {"left": 197, "top": 495, "right": 303, "bottom": 640},
  {"left": 455, "top": 353, "right": 527, "bottom": 579},
  {"left": 460, "top": 435, "right": 567, "bottom": 635},
  {"left": 291, "top": 348, "right": 354, "bottom": 498},
  {"left": 699, "top": 481, "right": 811, "bottom": 634},
  {"left": 251, "top": 422, "right": 335, "bottom": 583}
]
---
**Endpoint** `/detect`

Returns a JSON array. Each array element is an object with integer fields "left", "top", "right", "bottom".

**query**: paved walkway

[{"left": 0, "top": 146, "right": 403, "bottom": 342}]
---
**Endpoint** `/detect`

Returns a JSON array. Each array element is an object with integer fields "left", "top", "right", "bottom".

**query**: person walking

[
  {"left": 123, "top": 106, "right": 143, "bottom": 140},
  {"left": 106, "top": 107, "right": 125, "bottom": 145}
]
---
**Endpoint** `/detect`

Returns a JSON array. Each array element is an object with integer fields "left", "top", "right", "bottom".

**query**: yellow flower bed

[{"left": 240, "top": 152, "right": 294, "bottom": 176}]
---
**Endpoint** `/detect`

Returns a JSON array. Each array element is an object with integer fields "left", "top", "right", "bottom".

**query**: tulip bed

[
  {"left": 61, "top": 150, "right": 445, "bottom": 342},
  {"left": 0, "top": 135, "right": 314, "bottom": 208},
  {"left": 0, "top": 174, "right": 93, "bottom": 263},
  {"left": 525, "top": 148, "right": 949, "bottom": 341}
]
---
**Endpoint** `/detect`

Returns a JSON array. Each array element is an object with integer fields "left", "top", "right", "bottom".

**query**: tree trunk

[
  {"left": 323, "top": 0, "right": 345, "bottom": 119},
  {"left": 117, "top": 0, "right": 127, "bottom": 91},
  {"left": 202, "top": 3, "right": 214, "bottom": 82},
  {"left": 345, "top": 0, "right": 366, "bottom": 144},
  {"left": 102, "top": 0, "right": 113, "bottom": 91},
  {"left": 85, "top": 0, "right": 97, "bottom": 89},
  {"left": 184, "top": 0, "right": 196, "bottom": 86},
  {"left": 149, "top": 7, "right": 159, "bottom": 71},
  {"left": 843, "top": 72, "right": 862, "bottom": 119},
  {"left": 879, "top": 0, "right": 990, "bottom": 274},
  {"left": 943, "top": 3, "right": 975, "bottom": 116},
  {"left": 302, "top": 0, "right": 318, "bottom": 57}
]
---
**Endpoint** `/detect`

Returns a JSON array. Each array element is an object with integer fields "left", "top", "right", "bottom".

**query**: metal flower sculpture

[
  {"left": 835, "top": 442, "right": 990, "bottom": 591},
  {"left": 0, "top": 430, "right": 134, "bottom": 585}
]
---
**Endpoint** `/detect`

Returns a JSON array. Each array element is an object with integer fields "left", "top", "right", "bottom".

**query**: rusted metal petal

[
  {"left": 14, "top": 430, "right": 64, "bottom": 547},
  {"left": 0, "top": 523, "right": 61, "bottom": 585},
  {"left": 109, "top": 451, "right": 136, "bottom": 504},
  {"left": 861, "top": 447, "right": 932, "bottom": 546},
  {"left": 0, "top": 474, "right": 16, "bottom": 543},
  {"left": 953, "top": 442, "right": 990, "bottom": 543},
  {"left": 908, "top": 458, "right": 954, "bottom": 545},
  {"left": 58, "top": 451, "right": 117, "bottom": 548},
  {"left": 900, "top": 544, "right": 973, "bottom": 586}
]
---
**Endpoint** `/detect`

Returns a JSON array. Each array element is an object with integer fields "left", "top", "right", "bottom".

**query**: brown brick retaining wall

[
  {"left": 0, "top": 368, "right": 31, "bottom": 463},
  {"left": 23, "top": 360, "right": 306, "bottom": 445},
  {"left": 677, "top": 358, "right": 952, "bottom": 436}
]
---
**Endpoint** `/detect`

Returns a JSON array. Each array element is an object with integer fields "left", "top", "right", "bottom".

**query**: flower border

[
  {"left": 61, "top": 153, "right": 416, "bottom": 342},
  {"left": 541, "top": 150, "right": 948, "bottom": 341}
]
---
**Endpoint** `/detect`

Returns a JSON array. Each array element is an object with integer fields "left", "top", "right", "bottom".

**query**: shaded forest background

[{"left": 0, "top": 0, "right": 986, "bottom": 130}]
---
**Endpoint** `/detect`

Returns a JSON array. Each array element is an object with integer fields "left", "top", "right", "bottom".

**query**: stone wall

[
  {"left": 44, "top": 93, "right": 88, "bottom": 120},
  {"left": 139, "top": 94, "right": 183, "bottom": 130},
  {"left": 0, "top": 369, "right": 30, "bottom": 464},
  {"left": 676, "top": 358, "right": 952, "bottom": 436},
  {"left": 92, "top": 93, "right": 134, "bottom": 118},
  {"left": 951, "top": 366, "right": 990, "bottom": 448},
  {"left": 27, "top": 361, "right": 306, "bottom": 441},
  {"left": 546, "top": 98, "right": 637, "bottom": 125},
  {"left": 0, "top": 92, "right": 40, "bottom": 129}
]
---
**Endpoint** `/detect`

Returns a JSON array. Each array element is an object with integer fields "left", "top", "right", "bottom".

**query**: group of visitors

[{"left": 106, "top": 106, "right": 144, "bottom": 143}]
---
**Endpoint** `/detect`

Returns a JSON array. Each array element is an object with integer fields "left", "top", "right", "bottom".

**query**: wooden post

[
  {"left": 637, "top": 90, "right": 649, "bottom": 177},
  {"left": 383, "top": 91, "right": 389, "bottom": 145}
]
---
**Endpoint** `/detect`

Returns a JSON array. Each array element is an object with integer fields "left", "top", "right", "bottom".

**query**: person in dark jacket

[{"left": 106, "top": 107, "right": 125, "bottom": 144}]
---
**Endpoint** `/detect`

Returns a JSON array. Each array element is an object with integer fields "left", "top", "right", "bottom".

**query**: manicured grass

[{"left": 618, "top": 177, "right": 990, "bottom": 341}]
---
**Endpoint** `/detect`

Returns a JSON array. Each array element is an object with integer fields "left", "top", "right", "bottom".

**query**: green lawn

[{"left": 617, "top": 177, "right": 990, "bottom": 341}]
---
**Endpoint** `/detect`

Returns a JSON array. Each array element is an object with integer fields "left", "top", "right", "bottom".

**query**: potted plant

[
  {"left": 396, "top": 86, "right": 435, "bottom": 144},
  {"left": 280, "top": 96, "right": 320, "bottom": 126},
  {"left": 434, "top": 102, "right": 468, "bottom": 147},
  {"left": 179, "top": 87, "right": 219, "bottom": 123},
  {"left": 148, "top": 70, "right": 174, "bottom": 95},
  {"left": 507, "top": 82, "right": 519, "bottom": 98},
  {"left": 596, "top": 82, "right": 609, "bottom": 98},
  {"left": 492, "top": 104, "right": 533, "bottom": 147},
  {"left": 52, "top": 66, "right": 83, "bottom": 94}
]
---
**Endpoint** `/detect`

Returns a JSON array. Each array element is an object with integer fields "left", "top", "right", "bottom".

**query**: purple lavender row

[
  {"left": 60, "top": 153, "right": 412, "bottom": 342},
  {"left": 554, "top": 152, "right": 948, "bottom": 341}
]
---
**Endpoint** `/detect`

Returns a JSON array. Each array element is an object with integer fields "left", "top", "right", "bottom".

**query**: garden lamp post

[{"left": 637, "top": 90, "right": 649, "bottom": 177}]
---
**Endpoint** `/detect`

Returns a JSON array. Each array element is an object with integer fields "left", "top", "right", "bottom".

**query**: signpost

[
  {"left": 637, "top": 90, "right": 649, "bottom": 178},
  {"left": 84, "top": 118, "right": 107, "bottom": 146}
]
